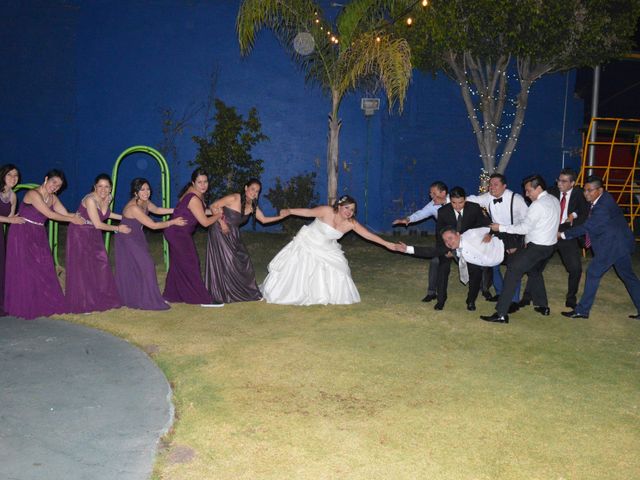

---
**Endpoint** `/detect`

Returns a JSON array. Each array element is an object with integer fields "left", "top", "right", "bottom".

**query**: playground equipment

[
  {"left": 14, "top": 183, "right": 62, "bottom": 266},
  {"left": 106, "top": 146, "right": 172, "bottom": 269},
  {"left": 577, "top": 117, "right": 640, "bottom": 233}
]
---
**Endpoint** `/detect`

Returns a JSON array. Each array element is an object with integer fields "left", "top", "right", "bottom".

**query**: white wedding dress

[{"left": 261, "top": 219, "right": 361, "bottom": 305}]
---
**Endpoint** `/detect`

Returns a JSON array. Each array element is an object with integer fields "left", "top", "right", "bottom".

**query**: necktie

[
  {"left": 560, "top": 192, "right": 567, "bottom": 222},
  {"left": 458, "top": 252, "right": 469, "bottom": 285},
  {"left": 584, "top": 203, "right": 593, "bottom": 249},
  {"left": 456, "top": 211, "right": 463, "bottom": 232},
  {"left": 493, "top": 197, "right": 503, "bottom": 204}
]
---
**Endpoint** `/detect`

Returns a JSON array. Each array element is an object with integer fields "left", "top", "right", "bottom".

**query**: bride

[{"left": 261, "top": 195, "right": 400, "bottom": 305}]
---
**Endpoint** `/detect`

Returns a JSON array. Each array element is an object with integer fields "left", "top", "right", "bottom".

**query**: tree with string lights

[
  {"left": 397, "top": 0, "right": 640, "bottom": 175},
  {"left": 236, "top": 0, "right": 413, "bottom": 204}
]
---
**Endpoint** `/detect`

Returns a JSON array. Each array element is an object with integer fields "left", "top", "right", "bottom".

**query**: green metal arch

[
  {"left": 14, "top": 183, "right": 62, "bottom": 266},
  {"left": 106, "top": 145, "right": 172, "bottom": 270}
]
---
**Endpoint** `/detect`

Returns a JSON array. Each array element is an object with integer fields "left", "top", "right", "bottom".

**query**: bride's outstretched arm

[
  {"left": 352, "top": 221, "right": 397, "bottom": 251},
  {"left": 282, "top": 206, "right": 333, "bottom": 218}
]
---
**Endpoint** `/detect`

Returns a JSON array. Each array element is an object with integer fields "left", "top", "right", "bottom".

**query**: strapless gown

[
  {"left": 163, "top": 193, "right": 212, "bottom": 304},
  {"left": 115, "top": 216, "right": 169, "bottom": 310},
  {"left": 204, "top": 207, "right": 261, "bottom": 303},
  {"left": 261, "top": 219, "right": 360, "bottom": 305},
  {"left": 5, "top": 203, "right": 67, "bottom": 319},
  {"left": 65, "top": 202, "right": 121, "bottom": 313}
]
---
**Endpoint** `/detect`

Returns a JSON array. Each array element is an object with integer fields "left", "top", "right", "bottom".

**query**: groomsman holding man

[
  {"left": 520, "top": 168, "right": 589, "bottom": 309},
  {"left": 393, "top": 181, "right": 449, "bottom": 303},
  {"left": 467, "top": 174, "right": 529, "bottom": 308},
  {"left": 561, "top": 176, "right": 640, "bottom": 319},
  {"left": 481, "top": 175, "right": 560, "bottom": 324}
]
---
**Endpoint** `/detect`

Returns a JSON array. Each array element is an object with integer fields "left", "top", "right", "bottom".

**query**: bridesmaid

[
  {"left": 115, "top": 178, "right": 187, "bottom": 310},
  {"left": 0, "top": 164, "right": 25, "bottom": 315},
  {"left": 163, "top": 168, "right": 222, "bottom": 305},
  {"left": 205, "top": 178, "right": 285, "bottom": 303},
  {"left": 5, "top": 169, "right": 85, "bottom": 319},
  {"left": 65, "top": 173, "right": 131, "bottom": 314}
]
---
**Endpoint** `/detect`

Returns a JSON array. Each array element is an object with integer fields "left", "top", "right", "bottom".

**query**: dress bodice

[
  {"left": 77, "top": 199, "right": 111, "bottom": 223},
  {"left": 222, "top": 206, "right": 250, "bottom": 228},
  {"left": 0, "top": 197, "right": 11, "bottom": 217},
  {"left": 121, "top": 216, "right": 142, "bottom": 231},
  {"left": 172, "top": 193, "right": 203, "bottom": 233},
  {"left": 308, "top": 219, "right": 345, "bottom": 241},
  {"left": 18, "top": 203, "right": 51, "bottom": 224}
]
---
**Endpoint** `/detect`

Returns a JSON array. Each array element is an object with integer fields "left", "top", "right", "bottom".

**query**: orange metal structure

[{"left": 577, "top": 117, "right": 640, "bottom": 232}]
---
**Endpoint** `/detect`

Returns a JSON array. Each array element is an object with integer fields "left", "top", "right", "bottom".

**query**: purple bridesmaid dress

[
  {"left": 0, "top": 197, "right": 12, "bottom": 315},
  {"left": 5, "top": 203, "right": 67, "bottom": 319},
  {"left": 204, "top": 207, "right": 261, "bottom": 303},
  {"left": 0, "top": 199, "right": 11, "bottom": 316},
  {"left": 115, "top": 215, "right": 169, "bottom": 310},
  {"left": 65, "top": 202, "right": 121, "bottom": 313},
  {"left": 162, "top": 193, "right": 212, "bottom": 304}
]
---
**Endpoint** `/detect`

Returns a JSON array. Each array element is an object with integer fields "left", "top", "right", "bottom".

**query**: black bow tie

[{"left": 493, "top": 197, "right": 503, "bottom": 204}]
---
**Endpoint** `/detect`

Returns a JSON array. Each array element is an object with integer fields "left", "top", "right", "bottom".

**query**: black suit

[
  {"left": 523, "top": 186, "right": 589, "bottom": 306},
  {"left": 430, "top": 202, "right": 491, "bottom": 306}
]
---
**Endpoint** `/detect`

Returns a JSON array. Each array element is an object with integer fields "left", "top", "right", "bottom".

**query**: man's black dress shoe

[
  {"left": 565, "top": 300, "right": 577, "bottom": 309},
  {"left": 486, "top": 294, "right": 500, "bottom": 302},
  {"left": 480, "top": 313, "right": 509, "bottom": 323},
  {"left": 482, "top": 291, "right": 494, "bottom": 301},
  {"left": 466, "top": 302, "right": 476, "bottom": 311},
  {"left": 629, "top": 313, "right": 640, "bottom": 319},
  {"left": 422, "top": 294, "right": 437, "bottom": 303},
  {"left": 507, "top": 302, "right": 520, "bottom": 314},
  {"left": 434, "top": 302, "right": 445, "bottom": 310},
  {"left": 561, "top": 310, "right": 589, "bottom": 319},
  {"left": 518, "top": 298, "right": 531, "bottom": 308},
  {"left": 533, "top": 306, "right": 550, "bottom": 316}
]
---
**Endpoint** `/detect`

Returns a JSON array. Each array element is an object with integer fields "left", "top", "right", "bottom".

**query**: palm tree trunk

[{"left": 326, "top": 89, "right": 342, "bottom": 205}]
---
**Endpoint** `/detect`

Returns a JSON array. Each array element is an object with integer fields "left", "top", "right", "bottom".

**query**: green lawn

[{"left": 61, "top": 230, "right": 640, "bottom": 479}]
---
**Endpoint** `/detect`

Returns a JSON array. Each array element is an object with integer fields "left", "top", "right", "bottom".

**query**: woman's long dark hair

[
  {"left": 0, "top": 164, "right": 20, "bottom": 192},
  {"left": 130, "top": 177, "right": 150, "bottom": 204},
  {"left": 241, "top": 178, "right": 261, "bottom": 218},
  {"left": 178, "top": 168, "right": 208, "bottom": 199}
]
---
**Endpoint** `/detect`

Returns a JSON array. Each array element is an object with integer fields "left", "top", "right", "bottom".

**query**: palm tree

[{"left": 237, "top": 0, "right": 412, "bottom": 205}]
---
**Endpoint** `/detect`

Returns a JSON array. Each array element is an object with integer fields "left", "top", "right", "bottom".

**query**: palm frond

[{"left": 336, "top": 31, "right": 412, "bottom": 112}]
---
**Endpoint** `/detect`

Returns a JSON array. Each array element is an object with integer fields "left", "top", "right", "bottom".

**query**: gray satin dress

[{"left": 204, "top": 207, "right": 261, "bottom": 303}]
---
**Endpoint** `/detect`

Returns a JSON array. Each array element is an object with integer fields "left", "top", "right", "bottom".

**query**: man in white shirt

[
  {"left": 467, "top": 173, "right": 528, "bottom": 307},
  {"left": 480, "top": 174, "right": 560, "bottom": 323},
  {"left": 520, "top": 168, "right": 589, "bottom": 309},
  {"left": 393, "top": 181, "right": 448, "bottom": 303}
]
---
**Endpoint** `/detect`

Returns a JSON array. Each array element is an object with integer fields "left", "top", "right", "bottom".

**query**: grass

[{"left": 59, "top": 229, "right": 640, "bottom": 479}]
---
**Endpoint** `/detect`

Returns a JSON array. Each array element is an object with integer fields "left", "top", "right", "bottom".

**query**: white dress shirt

[
  {"left": 559, "top": 188, "right": 578, "bottom": 223},
  {"left": 467, "top": 190, "right": 528, "bottom": 225},
  {"left": 407, "top": 196, "right": 450, "bottom": 223},
  {"left": 457, "top": 227, "right": 505, "bottom": 267},
  {"left": 498, "top": 191, "right": 560, "bottom": 245}
]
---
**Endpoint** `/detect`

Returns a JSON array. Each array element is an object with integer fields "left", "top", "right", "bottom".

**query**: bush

[{"left": 264, "top": 172, "right": 319, "bottom": 235}]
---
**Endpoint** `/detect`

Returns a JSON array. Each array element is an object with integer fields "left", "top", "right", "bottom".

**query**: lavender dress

[
  {"left": 5, "top": 203, "right": 67, "bottom": 319},
  {"left": 163, "top": 193, "right": 212, "bottom": 304},
  {"left": 205, "top": 207, "right": 261, "bottom": 303},
  {"left": 65, "top": 201, "right": 121, "bottom": 313},
  {"left": 115, "top": 215, "right": 169, "bottom": 310},
  {"left": 0, "top": 196, "right": 11, "bottom": 315}
]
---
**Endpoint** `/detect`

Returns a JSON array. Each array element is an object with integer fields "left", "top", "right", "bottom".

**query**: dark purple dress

[
  {"left": 115, "top": 215, "right": 169, "bottom": 310},
  {"left": 5, "top": 203, "right": 67, "bottom": 319},
  {"left": 65, "top": 201, "right": 121, "bottom": 313},
  {"left": 205, "top": 207, "right": 261, "bottom": 303},
  {"left": 0, "top": 196, "right": 11, "bottom": 315},
  {"left": 163, "top": 193, "right": 212, "bottom": 304}
]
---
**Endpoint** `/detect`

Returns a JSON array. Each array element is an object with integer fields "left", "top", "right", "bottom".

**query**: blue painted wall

[{"left": 1, "top": 1, "right": 583, "bottom": 233}]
